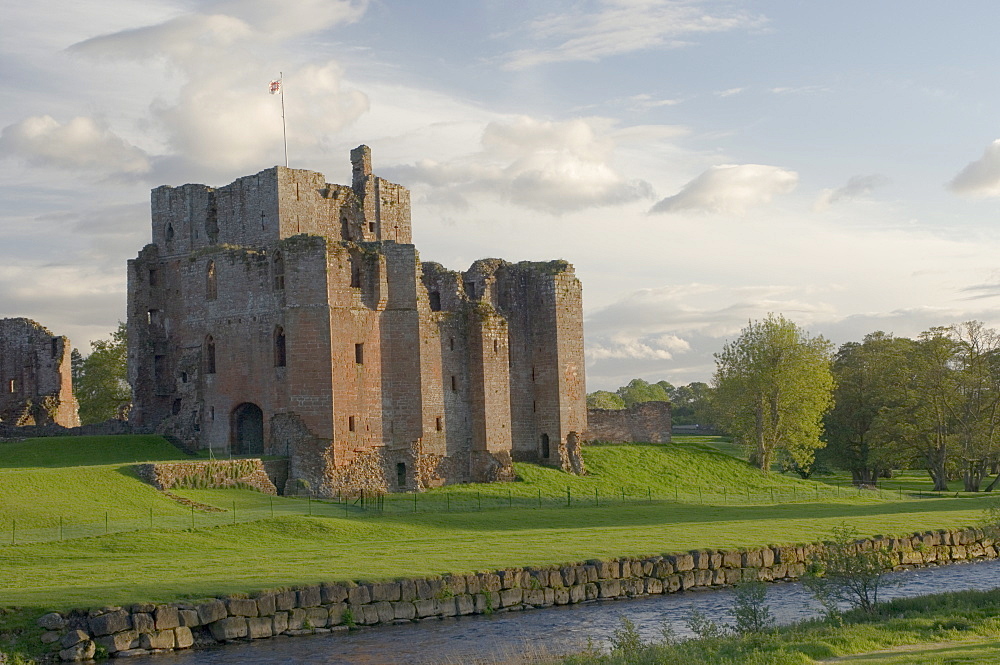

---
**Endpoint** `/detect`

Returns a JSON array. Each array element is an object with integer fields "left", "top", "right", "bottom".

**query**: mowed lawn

[{"left": 0, "top": 435, "right": 996, "bottom": 611}]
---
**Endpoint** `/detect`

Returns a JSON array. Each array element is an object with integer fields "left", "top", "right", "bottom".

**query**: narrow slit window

[
  {"left": 369, "top": 222, "right": 376, "bottom": 233},
  {"left": 205, "top": 336, "right": 216, "bottom": 374},
  {"left": 274, "top": 326, "right": 286, "bottom": 367},
  {"left": 494, "top": 339, "right": 499, "bottom": 354},
  {"left": 449, "top": 337, "right": 455, "bottom": 351},
  {"left": 206, "top": 260, "right": 217, "bottom": 300},
  {"left": 273, "top": 252, "right": 285, "bottom": 290},
  {"left": 149, "top": 269, "right": 158, "bottom": 286},
  {"left": 541, "top": 433, "right": 550, "bottom": 458},
  {"left": 348, "top": 416, "right": 356, "bottom": 432},
  {"left": 355, "top": 343, "right": 364, "bottom": 364},
  {"left": 435, "top": 416, "right": 443, "bottom": 432},
  {"left": 351, "top": 260, "right": 362, "bottom": 288},
  {"left": 450, "top": 375, "right": 457, "bottom": 392}
]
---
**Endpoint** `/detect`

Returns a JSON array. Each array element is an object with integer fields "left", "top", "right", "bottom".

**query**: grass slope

[{"left": 0, "top": 436, "right": 196, "bottom": 529}]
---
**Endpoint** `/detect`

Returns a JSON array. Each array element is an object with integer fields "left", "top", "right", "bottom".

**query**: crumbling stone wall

[
  {"left": 135, "top": 459, "right": 277, "bottom": 494},
  {"left": 586, "top": 401, "right": 671, "bottom": 444},
  {"left": 35, "top": 526, "right": 996, "bottom": 661},
  {"left": 0, "top": 318, "right": 79, "bottom": 427},
  {"left": 128, "top": 147, "right": 586, "bottom": 497}
]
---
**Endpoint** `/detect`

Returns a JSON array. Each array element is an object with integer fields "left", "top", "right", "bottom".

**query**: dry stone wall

[
  {"left": 37, "top": 526, "right": 997, "bottom": 661},
  {"left": 135, "top": 459, "right": 278, "bottom": 494},
  {"left": 585, "top": 401, "right": 672, "bottom": 444}
]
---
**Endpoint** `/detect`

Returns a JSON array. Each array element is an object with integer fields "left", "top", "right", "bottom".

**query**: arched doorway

[{"left": 231, "top": 403, "right": 264, "bottom": 455}]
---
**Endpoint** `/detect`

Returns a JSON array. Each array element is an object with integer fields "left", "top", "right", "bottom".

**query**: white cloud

[
  {"left": 949, "top": 139, "right": 1000, "bottom": 197},
  {"left": 0, "top": 115, "right": 151, "bottom": 176},
  {"left": 62, "top": 0, "right": 370, "bottom": 183},
  {"left": 716, "top": 87, "right": 745, "bottom": 97},
  {"left": 813, "top": 174, "right": 890, "bottom": 212},
  {"left": 650, "top": 163, "right": 797, "bottom": 214},
  {"left": 587, "top": 332, "right": 691, "bottom": 361},
  {"left": 502, "top": 0, "right": 766, "bottom": 70},
  {"left": 391, "top": 116, "right": 655, "bottom": 214}
]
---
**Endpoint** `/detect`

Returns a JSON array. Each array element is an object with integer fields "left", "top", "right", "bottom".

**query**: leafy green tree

[
  {"left": 803, "top": 524, "right": 896, "bottom": 616},
  {"left": 75, "top": 322, "right": 131, "bottom": 425},
  {"left": 669, "top": 381, "right": 714, "bottom": 426},
  {"left": 713, "top": 314, "right": 834, "bottom": 473},
  {"left": 586, "top": 390, "right": 626, "bottom": 410},
  {"left": 824, "top": 332, "right": 913, "bottom": 485},
  {"left": 616, "top": 378, "right": 671, "bottom": 408},
  {"left": 948, "top": 322, "right": 1000, "bottom": 491}
]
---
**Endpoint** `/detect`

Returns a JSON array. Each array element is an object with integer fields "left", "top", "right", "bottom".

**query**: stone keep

[
  {"left": 127, "top": 146, "right": 587, "bottom": 494},
  {"left": 0, "top": 318, "right": 80, "bottom": 427}
]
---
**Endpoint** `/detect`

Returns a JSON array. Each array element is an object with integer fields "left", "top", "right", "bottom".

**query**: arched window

[
  {"left": 205, "top": 335, "right": 216, "bottom": 374},
  {"left": 273, "top": 252, "right": 285, "bottom": 290},
  {"left": 165, "top": 223, "right": 175, "bottom": 242},
  {"left": 274, "top": 326, "right": 286, "bottom": 367},
  {"left": 541, "top": 433, "right": 550, "bottom": 458},
  {"left": 206, "top": 260, "right": 217, "bottom": 300}
]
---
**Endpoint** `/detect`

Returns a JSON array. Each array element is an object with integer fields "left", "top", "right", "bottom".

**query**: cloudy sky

[{"left": 5, "top": 0, "right": 1000, "bottom": 390}]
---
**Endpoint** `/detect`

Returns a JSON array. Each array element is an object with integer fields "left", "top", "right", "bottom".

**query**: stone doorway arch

[{"left": 231, "top": 402, "right": 264, "bottom": 455}]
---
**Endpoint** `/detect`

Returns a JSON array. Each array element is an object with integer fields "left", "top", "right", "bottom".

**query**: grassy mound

[{"left": 0, "top": 436, "right": 196, "bottom": 529}]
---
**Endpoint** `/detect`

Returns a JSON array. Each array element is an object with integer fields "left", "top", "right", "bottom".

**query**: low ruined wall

[
  {"left": 135, "top": 460, "right": 277, "bottom": 495},
  {"left": 37, "top": 526, "right": 996, "bottom": 661},
  {"left": 585, "top": 401, "right": 672, "bottom": 444}
]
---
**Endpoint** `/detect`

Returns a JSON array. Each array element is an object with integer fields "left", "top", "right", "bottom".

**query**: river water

[{"left": 133, "top": 559, "right": 1000, "bottom": 664}]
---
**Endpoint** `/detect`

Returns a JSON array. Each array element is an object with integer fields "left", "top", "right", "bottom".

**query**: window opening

[
  {"left": 274, "top": 326, "right": 286, "bottom": 367},
  {"left": 464, "top": 281, "right": 476, "bottom": 299},
  {"left": 396, "top": 462, "right": 406, "bottom": 488},
  {"left": 349, "top": 416, "right": 356, "bottom": 432},
  {"left": 172, "top": 399, "right": 181, "bottom": 416},
  {"left": 149, "top": 269, "right": 158, "bottom": 286},
  {"left": 205, "top": 336, "right": 216, "bottom": 374},
  {"left": 351, "top": 260, "right": 362, "bottom": 288},
  {"left": 165, "top": 224, "right": 175, "bottom": 242},
  {"left": 355, "top": 343, "right": 364, "bottom": 364},
  {"left": 206, "top": 260, "right": 217, "bottom": 300},
  {"left": 368, "top": 222, "right": 376, "bottom": 233},
  {"left": 450, "top": 375, "right": 457, "bottom": 391},
  {"left": 273, "top": 252, "right": 285, "bottom": 290},
  {"left": 541, "top": 433, "right": 550, "bottom": 458},
  {"left": 435, "top": 416, "right": 443, "bottom": 432},
  {"left": 429, "top": 291, "right": 441, "bottom": 312}
]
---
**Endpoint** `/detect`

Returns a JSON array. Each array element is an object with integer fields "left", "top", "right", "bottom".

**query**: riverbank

[{"left": 10, "top": 525, "right": 996, "bottom": 662}]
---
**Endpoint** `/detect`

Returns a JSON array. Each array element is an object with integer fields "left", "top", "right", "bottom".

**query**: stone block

[
  {"left": 348, "top": 585, "right": 371, "bottom": 605},
  {"left": 89, "top": 609, "right": 131, "bottom": 636},
  {"left": 724, "top": 568, "right": 742, "bottom": 584},
  {"left": 414, "top": 599, "right": 438, "bottom": 618},
  {"left": 154, "top": 605, "right": 180, "bottom": 630},
  {"left": 95, "top": 630, "right": 138, "bottom": 653},
  {"left": 439, "top": 598, "right": 458, "bottom": 618},
  {"left": 645, "top": 577, "right": 663, "bottom": 594},
  {"left": 307, "top": 607, "right": 329, "bottom": 628},
  {"left": 139, "top": 629, "right": 176, "bottom": 650},
  {"left": 760, "top": 548, "right": 775, "bottom": 567},
  {"left": 297, "top": 586, "right": 321, "bottom": 608},
  {"left": 694, "top": 570, "right": 713, "bottom": 587},
  {"left": 500, "top": 588, "right": 523, "bottom": 607},
  {"left": 59, "top": 640, "right": 95, "bottom": 662},
  {"left": 560, "top": 567, "right": 576, "bottom": 586},
  {"left": 174, "top": 626, "right": 194, "bottom": 649},
  {"left": 197, "top": 600, "right": 227, "bottom": 625},
  {"left": 465, "top": 575, "right": 482, "bottom": 595},
  {"left": 132, "top": 613, "right": 154, "bottom": 633},
  {"left": 209, "top": 617, "right": 248, "bottom": 641},
  {"left": 178, "top": 609, "right": 200, "bottom": 627},
  {"left": 226, "top": 598, "right": 257, "bottom": 617},
  {"left": 554, "top": 587, "right": 571, "bottom": 605},
  {"left": 287, "top": 608, "right": 307, "bottom": 631},
  {"left": 665, "top": 575, "right": 681, "bottom": 593},
  {"left": 115, "top": 648, "right": 152, "bottom": 658},
  {"left": 568, "top": 585, "right": 586, "bottom": 603},
  {"left": 679, "top": 571, "right": 697, "bottom": 590},
  {"left": 478, "top": 573, "right": 500, "bottom": 593},
  {"left": 722, "top": 551, "right": 742, "bottom": 568},
  {"left": 255, "top": 594, "right": 276, "bottom": 617},
  {"left": 712, "top": 569, "right": 727, "bottom": 585},
  {"left": 272, "top": 611, "right": 288, "bottom": 634},
  {"left": 38, "top": 612, "right": 66, "bottom": 630},
  {"left": 274, "top": 590, "right": 297, "bottom": 611},
  {"left": 771, "top": 564, "right": 788, "bottom": 579},
  {"left": 373, "top": 601, "right": 394, "bottom": 623},
  {"left": 653, "top": 560, "right": 674, "bottom": 577},
  {"left": 742, "top": 549, "right": 763, "bottom": 568},
  {"left": 584, "top": 583, "right": 599, "bottom": 601},
  {"left": 360, "top": 605, "right": 380, "bottom": 625},
  {"left": 454, "top": 595, "right": 475, "bottom": 615},
  {"left": 61, "top": 629, "right": 89, "bottom": 649},
  {"left": 691, "top": 550, "right": 711, "bottom": 570},
  {"left": 392, "top": 601, "right": 416, "bottom": 620},
  {"left": 247, "top": 617, "right": 273, "bottom": 639},
  {"left": 41, "top": 631, "right": 61, "bottom": 644},
  {"left": 399, "top": 579, "right": 418, "bottom": 601},
  {"left": 444, "top": 575, "right": 467, "bottom": 596},
  {"left": 371, "top": 582, "right": 401, "bottom": 602},
  {"left": 523, "top": 589, "right": 545, "bottom": 606},
  {"left": 321, "top": 583, "right": 349, "bottom": 604},
  {"left": 671, "top": 554, "right": 694, "bottom": 572}
]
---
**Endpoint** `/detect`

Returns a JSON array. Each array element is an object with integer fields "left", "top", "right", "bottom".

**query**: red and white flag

[{"left": 269, "top": 79, "right": 281, "bottom": 95}]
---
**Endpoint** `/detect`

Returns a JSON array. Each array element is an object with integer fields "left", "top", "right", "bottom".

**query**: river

[{"left": 130, "top": 559, "right": 1000, "bottom": 664}]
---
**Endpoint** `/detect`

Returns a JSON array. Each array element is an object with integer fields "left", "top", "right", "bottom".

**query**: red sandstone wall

[{"left": 585, "top": 401, "right": 672, "bottom": 444}]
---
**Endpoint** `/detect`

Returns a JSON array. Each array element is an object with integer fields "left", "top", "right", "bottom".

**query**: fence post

[
  {"left": 11, "top": 519, "right": 14, "bottom": 545},
  {"left": 566, "top": 486, "right": 571, "bottom": 507},
  {"left": 233, "top": 500, "right": 237, "bottom": 524},
  {"left": 648, "top": 487, "right": 651, "bottom": 504},
  {"left": 413, "top": 492, "right": 417, "bottom": 513},
  {"left": 105, "top": 511, "right": 109, "bottom": 535},
  {"left": 270, "top": 496, "right": 274, "bottom": 518},
  {"left": 309, "top": 493, "right": 313, "bottom": 516},
  {"left": 508, "top": 489, "right": 512, "bottom": 508},
  {"left": 595, "top": 487, "right": 599, "bottom": 507},
  {"left": 478, "top": 491, "right": 482, "bottom": 511},
  {"left": 770, "top": 488, "right": 774, "bottom": 503},
  {"left": 537, "top": 489, "right": 541, "bottom": 508},
  {"left": 622, "top": 487, "right": 626, "bottom": 503},
  {"left": 191, "top": 505, "right": 194, "bottom": 529},
  {"left": 447, "top": 494, "right": 450, "bottom": 512},
  {"left": 149, "top": 507, "right": 153, "bottom": 529},
  {"left": 60, "top": 516, "right": 63, "bottom": 541}
]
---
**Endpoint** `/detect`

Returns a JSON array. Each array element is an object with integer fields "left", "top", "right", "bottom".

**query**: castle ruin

[
  {"left": 128, "top": 146, "right": 587, "bottom": 495},
  {"left": 0, "top": 318, "right": 80, "bottom": 427}
]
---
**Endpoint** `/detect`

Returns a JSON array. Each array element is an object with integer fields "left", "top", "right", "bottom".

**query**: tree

[
  {"left": 803, "top": 525, "right": 896, "bottom": 616},
  {"left": 74, "top": 322, "right": 131, "bottom": 425},
  {"left": 669, "top": 381, "right": 714, "bottom": 426},
  {"left": 713, "top": 314, "right": 834, "bottom": 473},
  {"left": 948, "top": 322, "right": 1000, "bottom": 491},
  {"left": 586, "top": 390, "right": 626, "bottom": 410},
  {"left": 616, "top": 378, "right": 671, "bottom": 408},
  {"left": 824, "top": 332, "right": 913, "bottom": 486}
]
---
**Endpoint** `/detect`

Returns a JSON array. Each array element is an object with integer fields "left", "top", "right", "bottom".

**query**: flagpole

[{"left": 279, "top": 71, "right": 288, "bottom": 167}]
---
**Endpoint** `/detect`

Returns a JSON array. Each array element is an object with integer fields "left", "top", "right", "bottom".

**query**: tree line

[{"left": 589, "top": 314, "right": 1000, "bottom": 492}]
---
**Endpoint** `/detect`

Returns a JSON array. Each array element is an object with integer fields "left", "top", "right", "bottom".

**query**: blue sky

[{"left": 5, "top": 0, "right": 1000, "bottom": 390}]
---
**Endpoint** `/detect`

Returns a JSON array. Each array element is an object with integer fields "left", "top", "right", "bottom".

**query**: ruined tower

[
  {"left": 0, "top": 318, "right": 80, "bottom": 427},
  {"left": 127, "top": 147, "right": 586, "bottom": 495}
]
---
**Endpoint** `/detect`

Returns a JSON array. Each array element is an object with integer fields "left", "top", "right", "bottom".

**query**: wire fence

[{"left": 1, "top": 479, "right": 940, "bottom": 547}]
